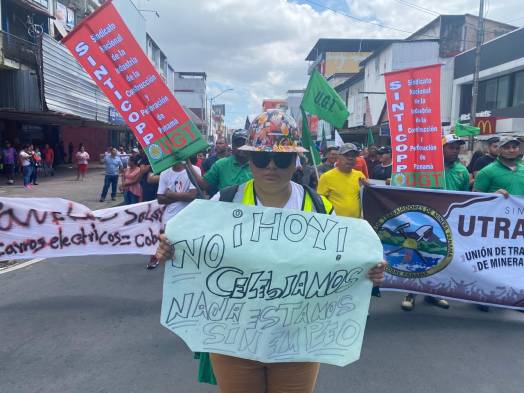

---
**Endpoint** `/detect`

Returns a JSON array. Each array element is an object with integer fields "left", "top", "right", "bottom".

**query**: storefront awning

[{"left": 0, "top": 109, "right": 128, "bottom": 130}]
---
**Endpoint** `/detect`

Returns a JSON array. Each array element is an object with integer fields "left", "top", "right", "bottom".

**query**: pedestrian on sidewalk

[
  {"left": 1, "top": 140, "right": 16, "bottom": 184},
  {"left": 121, "top": 156, "right": 142, "bottom": 204},
  {"left": 29, "top": 146, "right": 42, "bottom": 186},
  {"left": 43, "top": 143, "right": 54, "bottom": 176},
  {"left": 99, "top": 147, "right": 123, "bottom": 202},
  {"left": 76, "top": 144, "right": 90, "bottom": 181},
  {"left": 19, "top": 144, "right": 33, "bottom": 189}
]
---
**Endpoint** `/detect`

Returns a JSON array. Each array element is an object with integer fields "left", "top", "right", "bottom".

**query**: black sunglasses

[{"left": 250, "top": 152, "right": 296, "bottom": 169}]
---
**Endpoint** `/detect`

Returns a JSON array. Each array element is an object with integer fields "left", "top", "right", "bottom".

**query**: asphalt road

[{"left": 1, "top": 255, "right": 523, "bottom": 393}]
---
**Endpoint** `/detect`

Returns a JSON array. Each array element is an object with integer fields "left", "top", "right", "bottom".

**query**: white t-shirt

[
  {"left": 19, "top": 151, "right": 31, "bottom": 167},
  {"left": 158, "top": 165, "right": 201, "bottom": 221},
  {"left": 211, "top": 181, "right": 305, "bottom": 211}
]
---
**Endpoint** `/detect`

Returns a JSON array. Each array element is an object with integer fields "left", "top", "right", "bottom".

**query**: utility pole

[{"left": 469, "top": 0, "right": 485, "bottom": 151}]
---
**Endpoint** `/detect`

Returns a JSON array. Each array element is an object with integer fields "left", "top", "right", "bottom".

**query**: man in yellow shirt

[{"left": 317, "top": 143, "right": 366, "bottom": 218}]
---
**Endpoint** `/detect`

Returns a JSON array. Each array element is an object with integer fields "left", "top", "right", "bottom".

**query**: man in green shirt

[
  {"left": 190, "top": 129, "right": 252, "bottom": 194},
  {"left": 402, "top": 134, "right": 469, "bottom": 312},
  {"left": 443, "top": 134, "right": 470, "bottom": 192},
  {"left": 474, "top": 136, "right": 524, "bottom": 196}
]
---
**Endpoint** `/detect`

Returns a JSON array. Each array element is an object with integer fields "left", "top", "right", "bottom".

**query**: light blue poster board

[{"left": 161, "top": 200, "right": 383, "bottom": 366}]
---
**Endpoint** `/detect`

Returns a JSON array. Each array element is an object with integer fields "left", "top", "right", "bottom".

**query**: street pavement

[{"left": 1, "top": 254, "right": 523, "bottom": 393}]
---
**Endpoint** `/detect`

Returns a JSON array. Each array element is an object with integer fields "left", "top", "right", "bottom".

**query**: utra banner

[
  {"left": 362, "top": 186, "right": 524, "bottom": 309},
  {"left": 384, "top": 64, "right": 444, "bottom": 188},
  {"left": 62, "top": 1, "right": 208, "bottom": 174}
]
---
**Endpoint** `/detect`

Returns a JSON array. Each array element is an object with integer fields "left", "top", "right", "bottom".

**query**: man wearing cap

[
  {"left": 317, "top": 143, "right": 367, "bottom": 218},
  {"left": 401, "top": 134, "right": 469, "bottom": 311},
  {"left": 473, "top": 136, "right": 500, "bottom": 174},
  {"left": 188, "top": 129, "right": 252, "bottom": 195},
  {"left": 474, "top": 136, "right": 524, "bottom": 197},
  {"left": 317, "top": 145, "right": 339, "bottom": 176},
  {"left": 372, "top": 146, "right": 392, "bottom": 182},
  {"left": 442, "top": 134, "right": 470, "bottom": 192}
]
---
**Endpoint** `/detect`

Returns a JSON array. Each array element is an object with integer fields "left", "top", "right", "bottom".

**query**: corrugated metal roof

[{"left": 41, "top": 34, "right": 112, "bottom": 123}]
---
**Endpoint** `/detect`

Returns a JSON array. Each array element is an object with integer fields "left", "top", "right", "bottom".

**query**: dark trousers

[
  {"left": 101, "top": 175, "right": 118, "bottom": 199},
  {"left": 30, "top": 164, "right": 38, "bottom": 184}
]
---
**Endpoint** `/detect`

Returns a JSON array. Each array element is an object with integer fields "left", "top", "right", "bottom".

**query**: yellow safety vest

[{"left": 239, "top": 179, "right": 333, "bottom": 214}]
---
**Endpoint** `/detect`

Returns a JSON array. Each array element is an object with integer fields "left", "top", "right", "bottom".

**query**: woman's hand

[
  {"left": 155, "top": 233, "right": 174, "bottom": 263},
  {"left": 367, "top": 262, "right": 387, "bottom": 286}
]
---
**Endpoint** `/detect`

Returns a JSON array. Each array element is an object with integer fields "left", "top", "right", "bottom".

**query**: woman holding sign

[{"left": 155, "top": 109, "right": 386, "bottom": 393}]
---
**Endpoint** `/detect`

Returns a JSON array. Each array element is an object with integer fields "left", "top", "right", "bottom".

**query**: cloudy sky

[{"left": 137, "top": 0, "right": 523, "bottom": 129}]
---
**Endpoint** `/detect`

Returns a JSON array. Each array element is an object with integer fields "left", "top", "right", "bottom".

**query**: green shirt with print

[
  {"left": 203, "top": 155, "right": 252, "bottom": 190},
  {"left": 474, "top": 158, "right": 524, "bottom": 196},
  {"left": 444, "top": 160, "right": 470, "bottom": 191}
]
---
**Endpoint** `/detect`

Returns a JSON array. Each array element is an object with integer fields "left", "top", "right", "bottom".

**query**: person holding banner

[
  {"left": 474, "top": 136, "right": 524, "bottom": 197},
  {"left": 401, "top": 134, "right": 470, "bottom": 311},
  {"left": 154, "top": 109, "right": 386, "bottom": 393}
]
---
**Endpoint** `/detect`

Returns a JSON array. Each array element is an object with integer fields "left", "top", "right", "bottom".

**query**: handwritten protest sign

[
  {"left": 363, "top": 186, "right": 524, "bottom": 309},
  {"left": 0, "top": 198, "right": 164, "bottom": 260},
  {"left": 161, "top": 200, "right": 383, "bottom": 366},
  {"left": 62, "top": 1, "right": 208, "bottom": 174}
]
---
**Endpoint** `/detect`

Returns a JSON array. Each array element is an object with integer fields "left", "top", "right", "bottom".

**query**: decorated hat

[{"left": 239, "top": 109, "right": 307, "bottom": 153}]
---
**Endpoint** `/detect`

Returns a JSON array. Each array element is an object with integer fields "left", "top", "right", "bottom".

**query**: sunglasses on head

[{"left": 250, "top": 152, "right": 296, "bottom": 169}]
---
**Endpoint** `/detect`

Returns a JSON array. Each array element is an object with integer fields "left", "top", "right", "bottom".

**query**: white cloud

[{"left": 143, "top": 0, "right": 522, "bottom": 128}]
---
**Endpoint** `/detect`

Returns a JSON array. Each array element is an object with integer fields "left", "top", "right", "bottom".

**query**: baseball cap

[
  {"left": 442, "top": 134, "right": 465, "bottom": 146},
  {"left": 132, "top": 147, "right": 139, "bottom": 153},
  {"left": 485, "top": 136, "right": 500, "bottom": 144},
  {"left": 498, "top": 136, "right": 521, "bottom": 148},
  {"left": 338, "top": 143, "right": 359, "bottom": 155},
  {"left": 377, "top": 146, "right": 392, "bottom": 154}
]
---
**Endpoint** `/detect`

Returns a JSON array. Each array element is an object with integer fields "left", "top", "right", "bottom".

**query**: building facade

[{"left": 452, "top": 27, "right": 524, "bottom": 137}]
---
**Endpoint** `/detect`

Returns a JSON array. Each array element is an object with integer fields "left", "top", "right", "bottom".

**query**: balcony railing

[{"left": 0, "top": 30, "right": 38, "bottom": 68}]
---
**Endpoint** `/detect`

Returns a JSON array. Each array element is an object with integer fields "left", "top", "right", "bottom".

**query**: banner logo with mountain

[{"left": 373, "top": 205, "right": 453, "bottom": 279}]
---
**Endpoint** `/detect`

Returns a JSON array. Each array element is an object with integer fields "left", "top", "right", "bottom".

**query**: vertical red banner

[
  {"left": 62, "top": 1, "right": 208, "bottom": 173},
  {"left": 384, "top": 64, "right": 444, "bottom": 188}
]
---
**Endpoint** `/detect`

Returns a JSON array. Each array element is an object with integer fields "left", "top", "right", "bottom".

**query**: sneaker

[
  {"left": 401, "top": 294, "right": 415, "bottom": 311},
  {"left": 111, "top": 197, "right": 116, "bottom": 201},
  {"left": 27, "top": 184, "right": 33, "bottom": 190},
  {"left": 425, "top": 296, "right": 450, "bottom": 309},
  {"left": 99, "top": 198, "right": 105, "bottom": 202},
  {"left": 33, "top": 182, "right": 39, "bottom": 185}
]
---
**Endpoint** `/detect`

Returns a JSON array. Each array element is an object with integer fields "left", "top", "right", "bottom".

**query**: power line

[
  {"left": 301, "top": 0, "right": 440, "bottom": 39},
  {"left": 393, "top": 0, "right": 439, "bottom": 16}
]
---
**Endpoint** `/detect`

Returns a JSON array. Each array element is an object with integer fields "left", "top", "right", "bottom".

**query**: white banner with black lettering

[{"left": 0, "top": 198, "right": 165, "bottom": 260}]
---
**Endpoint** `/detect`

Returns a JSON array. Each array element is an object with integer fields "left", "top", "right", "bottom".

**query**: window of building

[
  {"left": 496, "top": 75, "right": 511, "bottom": 109},
  {"left": 513, "top": 71, "right": 524, "bottom": 107},
  {"left": 460, "top": 84, "right": 472, "bottom": 115}
]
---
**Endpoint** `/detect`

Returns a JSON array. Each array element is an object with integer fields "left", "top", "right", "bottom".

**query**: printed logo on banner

[
  {"left": 148, "top": 144, "right": 163, "bottom": 160},
  {"left": 373, "top": 205, "right": 453, "bottom": 278}
]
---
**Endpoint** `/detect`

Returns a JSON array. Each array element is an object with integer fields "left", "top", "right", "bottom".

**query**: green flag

[
  {"left": 455, "top": 121, "right": 480, "bottom": 137},
  {"left": 300, "top": 107, "right": 321, "bottom": 166},
  {"left": 366, "top": 128, "right": 375, "bottom": 147},
  {"left": 301, "top": 69, "right": 349, "bottom": 128}
]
